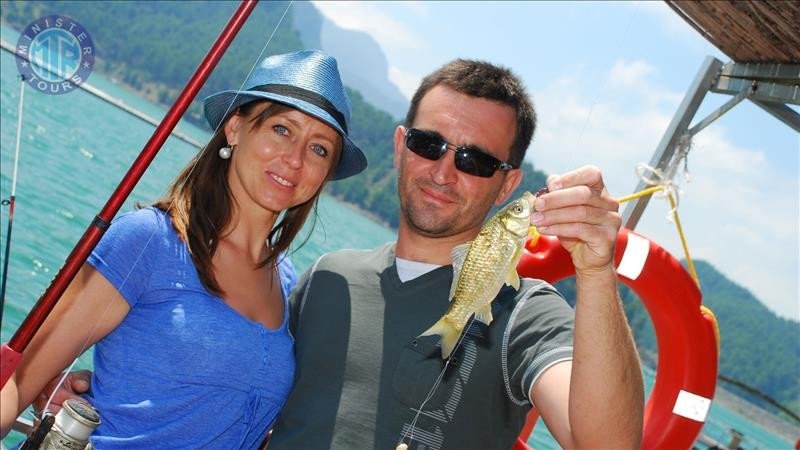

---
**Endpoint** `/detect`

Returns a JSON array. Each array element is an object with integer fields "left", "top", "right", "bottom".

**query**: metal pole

[{"left": 622, "top": 56, "right": 723, "bottom": 229}]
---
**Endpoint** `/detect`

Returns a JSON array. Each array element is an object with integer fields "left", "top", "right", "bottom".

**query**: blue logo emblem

[{"left": 15, "top": 15, "right": 95, "bottom": 95}]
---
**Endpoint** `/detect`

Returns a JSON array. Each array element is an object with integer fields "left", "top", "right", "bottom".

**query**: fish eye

[{"left": 513, "top": 205, "right": 523, "bottom": 214}]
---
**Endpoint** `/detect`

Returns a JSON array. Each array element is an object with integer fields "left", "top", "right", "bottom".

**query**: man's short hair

[{"left": 404, "top": 59, "right": 536, "bottom": 167}]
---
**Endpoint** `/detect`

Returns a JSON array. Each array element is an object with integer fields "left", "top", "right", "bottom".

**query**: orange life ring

[{"left": 513, "top": 228, "right": 719, "bottom": 450}]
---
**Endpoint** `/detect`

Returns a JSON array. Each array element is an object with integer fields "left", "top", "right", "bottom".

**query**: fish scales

[
  {"left": 445, "top": 218, "right": 522, "bottom": 329},
  {"left": 421, "top": 191, "right": 536, "bottom": 359}
]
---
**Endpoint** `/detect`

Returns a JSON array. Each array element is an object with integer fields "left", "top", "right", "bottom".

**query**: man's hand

[
  {"left": 530, "top": 165, "right": 620, "bottom": 273},
  {"left": 33, "top": 370, "right": 92, "bottom": 415}
]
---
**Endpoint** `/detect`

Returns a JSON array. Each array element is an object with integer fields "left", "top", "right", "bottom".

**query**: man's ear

[
  {"left": 393, "top": 125, "right": 407, "bottom": 169},
  {"left": 495, "top": 169, "right": 523, "bottom": 205}
]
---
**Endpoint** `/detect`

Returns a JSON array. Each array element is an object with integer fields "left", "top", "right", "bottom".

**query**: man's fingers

[
  {"left": 535, "top": 221, "right": 619, "bottom": 248},
  {"left": 535, "top": 185, "right": 618, "bottom": 213},
  {"left": 548, "top": 165, "right": 605, "bottom": 190},
  {"left": 531, "top": 204, "right": 617, "bottom": 228}
]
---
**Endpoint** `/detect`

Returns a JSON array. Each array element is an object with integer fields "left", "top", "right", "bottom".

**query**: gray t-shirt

[{"left": 270, "top": 243, "right": 574, "bottom": 450}]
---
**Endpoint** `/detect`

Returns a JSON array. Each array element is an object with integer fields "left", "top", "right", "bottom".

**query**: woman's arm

[{"left": 1, "top": 264, "right": 129, "bottom": 436}]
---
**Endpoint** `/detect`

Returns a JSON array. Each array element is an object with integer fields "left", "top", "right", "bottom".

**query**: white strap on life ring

[
  {"left": 672, "top": 389, "right": 712, "bottom": 422},
  {"left": 616, "top": 233, "right": 649, "bottom": 280}
]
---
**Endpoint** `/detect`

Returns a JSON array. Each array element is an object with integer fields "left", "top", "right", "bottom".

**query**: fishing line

[
  {"left": 203, "top": 0, "right": 295, "bottom": 141},
  {"left": 0, "top": 75, "right": 27, "bottom": 327},
  {"left": 398, "top": 316, "right": 477, "bottom": 449},
  {"left": 40, "top": 230, "right": 159, "bottom": 417},
  {"left": 174, "top": 0, "right": 294, "bottom": 246},
  {"left": 566, "top": 1, "right": 640, "bottom": 169},
  {"left": 397, "top": 71, "right": 475, "bottom": 449}
]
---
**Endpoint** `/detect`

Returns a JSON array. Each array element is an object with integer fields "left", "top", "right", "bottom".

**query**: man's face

[{"left": 393, "top": 85, "right": 521, "bottom": 239}]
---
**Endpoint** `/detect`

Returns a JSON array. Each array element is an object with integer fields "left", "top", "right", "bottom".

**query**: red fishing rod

[{"left": 1, "top": 0, "right": 258, "bottom": 388}]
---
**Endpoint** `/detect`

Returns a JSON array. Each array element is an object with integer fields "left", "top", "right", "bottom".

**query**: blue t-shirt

[{"left": 85, "top": 207, "right": 296, "bottom": 449}]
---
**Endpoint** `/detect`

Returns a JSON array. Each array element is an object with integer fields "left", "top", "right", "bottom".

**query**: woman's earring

[{"left": 219, "top": 145, "right": 233, "bottom": 159}]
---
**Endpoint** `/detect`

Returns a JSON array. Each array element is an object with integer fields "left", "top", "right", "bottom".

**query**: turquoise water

[{"left": 1, "top": 25, "right": 794, "bottom": 449}]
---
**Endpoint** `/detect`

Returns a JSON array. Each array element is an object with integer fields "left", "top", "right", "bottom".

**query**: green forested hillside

[
  {"left": 1, "top": 1, "right": 305, "bottom": 125},
  {"left": 692, "top": 261, "right": 799, "bottom": 417},
  {"left": 3, "top": 0, "right": 797, "bottom": 420}
]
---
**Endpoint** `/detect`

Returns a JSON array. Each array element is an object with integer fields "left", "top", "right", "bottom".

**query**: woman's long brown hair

[{"left": 153, "top": 101, "right": 341, "bottom": 295}]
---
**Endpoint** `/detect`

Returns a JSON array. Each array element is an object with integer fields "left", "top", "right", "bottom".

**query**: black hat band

[{"left": 250, "top": 84, "right": 348, "bottom": 133}]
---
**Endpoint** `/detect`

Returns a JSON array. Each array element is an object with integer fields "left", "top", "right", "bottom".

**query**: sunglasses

[{"left": 404, "top": 128, "right": 515, "bottom": 178}]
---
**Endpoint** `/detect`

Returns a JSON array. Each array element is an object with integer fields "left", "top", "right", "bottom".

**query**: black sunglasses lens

[
  {"left": 406, "top": 128, "right": 506, "bottom": 177},
  {"left": 406, "top": 130, "right": 444, "bottom": 160},
  {"left": 455, "top": 149, "right": 497, "bottom": 177}
]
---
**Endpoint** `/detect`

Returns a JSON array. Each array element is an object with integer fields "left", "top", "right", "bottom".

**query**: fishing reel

[{"left": 19, "top": 399, "right": 99, "bottom": 450}]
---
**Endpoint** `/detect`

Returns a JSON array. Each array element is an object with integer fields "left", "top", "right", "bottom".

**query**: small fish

[{"left": 421, "top": 190, "right": 540, "bottom": 359}]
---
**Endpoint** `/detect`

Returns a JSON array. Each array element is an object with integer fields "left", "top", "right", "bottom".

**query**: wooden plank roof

[{"left": 665, "top": 1, "right": 800, "bottom": 63}]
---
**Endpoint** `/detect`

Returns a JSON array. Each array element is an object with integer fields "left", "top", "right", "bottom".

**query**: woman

[{"left": 0, "top": 49, "right": 366, "bottom": 448}]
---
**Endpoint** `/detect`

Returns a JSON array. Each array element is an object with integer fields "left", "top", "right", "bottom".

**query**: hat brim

[{"left": 203, "top": 90, "right": 367, "bottom": 181}]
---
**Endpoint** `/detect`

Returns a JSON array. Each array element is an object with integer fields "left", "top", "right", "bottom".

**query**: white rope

[{"left": 634, "top": 133, "right": 693, "bottom": 222}]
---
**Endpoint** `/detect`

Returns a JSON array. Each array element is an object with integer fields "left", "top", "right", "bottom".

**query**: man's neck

[{"left": 395, "top": 222, "right": 479, "bottom": 265}]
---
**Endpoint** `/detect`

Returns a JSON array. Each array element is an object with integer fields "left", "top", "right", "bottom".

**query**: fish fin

[
  {"left": 505, "top": 245, "right": 523, "bottom": 290},
  {"left": 474, "top": 304, "right": 494, "bottom": 325},
  {"left": 449, "top": 242, "right": 472, "bottom": 301},
  {"left": 420, "top": 318, "right": 461, "bottom": 359}
]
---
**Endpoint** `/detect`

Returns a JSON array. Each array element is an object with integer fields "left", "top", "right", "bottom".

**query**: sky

[{"left": 310, "top": 1, "right": 799, "bottom": 321}]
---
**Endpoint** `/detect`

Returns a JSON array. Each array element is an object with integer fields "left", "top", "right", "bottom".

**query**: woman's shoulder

[
  {"left": 113, "top": 206, "right": 169, "bottom": 228},
  {"left": 106, "top": 206, "right": 175, "bottom": 243}
]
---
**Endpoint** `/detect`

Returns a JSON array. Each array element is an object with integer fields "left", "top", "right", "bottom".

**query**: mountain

[{"left": 291, "top": 2, "right": 409, "bottom": 119}]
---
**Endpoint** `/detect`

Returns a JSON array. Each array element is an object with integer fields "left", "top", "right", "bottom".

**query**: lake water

[{"left": 0, "top": 25, "right": 794, "bottom": 450}]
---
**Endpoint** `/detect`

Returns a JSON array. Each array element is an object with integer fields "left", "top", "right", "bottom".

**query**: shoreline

[{"left": 712, "top": 384, "right": 799, "bottom": 444}]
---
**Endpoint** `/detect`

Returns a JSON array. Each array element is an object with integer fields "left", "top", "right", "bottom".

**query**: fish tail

[{"left": 420, "top": 318, "right": 461, "bottom": 359}]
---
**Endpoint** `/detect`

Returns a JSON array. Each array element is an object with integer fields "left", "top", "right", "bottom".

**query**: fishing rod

[
  {"left": 0, "top": 0, "right": 259, "bottom": 388},
  {"left": 0, "top": 75, "right": 27, "bottom": 328}
]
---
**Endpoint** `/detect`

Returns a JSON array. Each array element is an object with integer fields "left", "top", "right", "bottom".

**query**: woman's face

[{"left": 224, "top": 102, "right": 341, "bottom": 216}]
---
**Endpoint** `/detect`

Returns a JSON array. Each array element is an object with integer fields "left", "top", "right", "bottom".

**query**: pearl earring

[{"left": 219, "top": 145, "right": 232, "bottom": 159}]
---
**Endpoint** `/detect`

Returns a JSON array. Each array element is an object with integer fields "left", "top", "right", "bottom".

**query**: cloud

[
  {"left": 388, "top": 65, "right": 421, "bottom": 101},
  {"left": 609, "top": 59, "right": 655, "bottom": 88},
  {"left": 530, "top": 60, "right": 799, "bottom": 320},
  {"left": 311, "top": 1, "right": 425, "bottom": 51}
]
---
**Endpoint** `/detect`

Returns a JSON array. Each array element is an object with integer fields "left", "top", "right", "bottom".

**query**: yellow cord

[
  {"left": 666, "top": 192, "right": 700, "bottom": 290},
  {"left": 617, "top": 186, "right": 719, "bottom": 355},
  {"left": 616, "top": 185, "right": 664, "bottom": 203},
  {"left": 700, "top": 305, "right": 721, "bottom": 354},
  {"left": 616, "top": 186, "right": 700, "bottom": 290}
]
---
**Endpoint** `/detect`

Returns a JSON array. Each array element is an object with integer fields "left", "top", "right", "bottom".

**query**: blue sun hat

[{"left": 203, "top": 50, "right": 367, "bottom": 180}]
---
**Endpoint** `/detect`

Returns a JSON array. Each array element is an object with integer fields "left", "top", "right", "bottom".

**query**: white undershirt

[{"left": 395, "top": 257, "right": 443, "bottom": 283}]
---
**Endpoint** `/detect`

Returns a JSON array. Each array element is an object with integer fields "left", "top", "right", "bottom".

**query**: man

[
  {"left": 269, "top": 59, "right": 643, "bottom": 449},
  {"left": 34, "top": 59, "right": 643, "bottom": 449}
]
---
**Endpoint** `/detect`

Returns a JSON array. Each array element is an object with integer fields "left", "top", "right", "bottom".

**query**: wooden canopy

[{"left": 665, "top": 1, "right": 800, "bottom": 63}]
